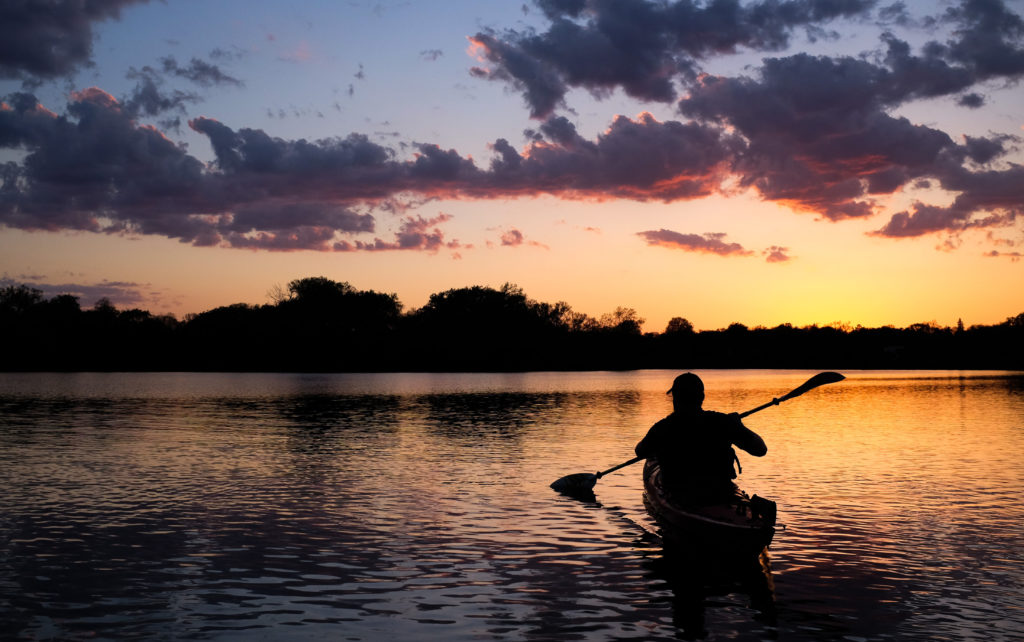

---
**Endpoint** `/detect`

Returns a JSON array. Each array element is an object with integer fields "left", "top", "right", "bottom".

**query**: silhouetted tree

[
  {"left": 408, "top": 283, "right": 561, "bottom": 369},
  {"left": 0, "top": 284, "right": 44, "bottom": 315},
  {"left": 665, "top": 317, "right": 695, "bottom": 334},
  {"left": 2, "top": 277, "right": 1023, "bottom": 371},
  {"left": 599, "top": 307, "right": 644, "bottom": 335}
]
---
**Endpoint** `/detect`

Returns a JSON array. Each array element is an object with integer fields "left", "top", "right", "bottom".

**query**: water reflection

[
  {"left": 567, "top": 488, "right": 779, "bottom": 641},
  {"left": 650, "top": 549, "right": 776, "bottom": 641}
]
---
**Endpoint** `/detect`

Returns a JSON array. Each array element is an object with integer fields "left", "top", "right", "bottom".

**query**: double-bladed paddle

[{"left": 550, "top": 371, "right": 845, "bottom": 494}]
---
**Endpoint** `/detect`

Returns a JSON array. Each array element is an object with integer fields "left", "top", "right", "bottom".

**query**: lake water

[{"left": 1, "top": 369, "right": 1022, "bottom": 641}]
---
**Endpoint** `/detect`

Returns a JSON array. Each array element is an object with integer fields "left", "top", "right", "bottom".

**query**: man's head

[{"left": 667, "top": 372, "right": 704, "bottom": 411}]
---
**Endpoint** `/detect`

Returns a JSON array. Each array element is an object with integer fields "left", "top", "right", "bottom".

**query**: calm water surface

[{"left": 1, "top": 370, "right": 1022, "bottom": 641}]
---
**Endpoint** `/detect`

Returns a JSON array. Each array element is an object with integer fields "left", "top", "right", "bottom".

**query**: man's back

[{"left": 636, "top": 411, "right": 738, "bottom": 497}]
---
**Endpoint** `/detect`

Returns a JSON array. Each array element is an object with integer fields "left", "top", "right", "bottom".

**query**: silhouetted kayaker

[{"left": 635, "top": 373, "right": 767, "bottom": 505}]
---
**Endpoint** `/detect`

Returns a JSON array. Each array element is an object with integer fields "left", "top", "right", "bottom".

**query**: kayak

[{"left": 642, "top": 460, "right": 776, "bottom": 555}]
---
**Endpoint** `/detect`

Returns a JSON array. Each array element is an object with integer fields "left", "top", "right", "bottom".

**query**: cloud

[
  {"left": 124, "top": 66, "right": 201, "bottom": 118},
  {"left": 160, "top": 56, "right": 243, "bottom": 87},
  {"left": 678, "top": 35, "right": 1024, "bottom": 230},
  {"left": 679, "top": 53, "right": 970, "bottom": 222},
  {"left": 763, "top": 246, "right": 792, "bottom": 263},
  {"left": 334, "top": 213, "right": 460, "bottom": 252},
  {"left": 0, "top": 0, "right": 151, "bottom": 80},
  {"left": 501, "top": 228, "right": 525, "bottom": 246},
  {"left": 638, "top": 230, "right": 790, "bottom": 262},
  {"left": 487, "top": 113, "right": 741, "bottom": 201},
  {"left": 0, "top": 86, "right": 1016, "bottom": 252},
  {"left": 0, "top": 276, "right": 148, "bottom": 308},
  {"left": 116, "top": 53, "right": 241, "bottom": 124},
  {"left": 3, "top": 0, "right": 1024, "bottom": 259},
  {"left": 469, "top": 0, "right": 876, "bottom": 119},
  {"left": 984, "top": 250, "right": 1022, "bottom": 261},
  {"left": 1, "top": 89, "right": 206, "bottom": 237},
  {"left": 943, "top": 0, "right": 1024, "bottom": 79},
  {"left": 471, "top": 1, "right": 1024, "bottom": 120},
  {"left": 498, "top": 227, "right": 549, "bottom": 249},
  {"left": 463, "top": 0, "right": 1024, "bottom": 244},
  {"left": 637, "top": 230, "right": 753, "bottom": 257},
  {"left": 872, "top": 165, "right": 1024, "bottom": 238}
]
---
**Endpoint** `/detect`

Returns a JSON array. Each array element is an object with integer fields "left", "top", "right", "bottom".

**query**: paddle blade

[
  {"left": 550, "top": 472, "right": 598, "bottom": 493},
  {"left": 778, "top": 371, "right": 845, "bottom": 402}
]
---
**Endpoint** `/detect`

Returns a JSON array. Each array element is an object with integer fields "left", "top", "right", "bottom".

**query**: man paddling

[{"left": 635, "top": 373, "right": 767, "bottom": 505}]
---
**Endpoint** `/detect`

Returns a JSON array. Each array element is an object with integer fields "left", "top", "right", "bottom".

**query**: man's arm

[
  {"left": 729, "top": 413, "right": 767, "bottom": 456},
  {"left": 634, "top": 419, "right": 666, "bottom": 458},
  {"left": 635, "top": 431, "right": 654, "bottom": 458}
]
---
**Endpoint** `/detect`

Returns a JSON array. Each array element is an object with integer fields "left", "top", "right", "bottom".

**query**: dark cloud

[
  {"left": 679, "top": 53, "right": 967, "bottom": 221},
  {"left": 675, "top": 10, "right": 1024, "bottom": 233},
  {"left": 957, "top": 92, "right": 985, "bottom": 108},
  {"left": 486, "top": 113, "right": 741, "bottom": 201},
  {"left": 470, "top": 0, "right": 876, "bottom": 118},
  {"left": 0, "top": 0, "right": 150, "bottom": 80},
  {"left": 535, "top": 0, "right": 587, "bottom": 20},
  {"left": 872, "top": 164, "right": 1024, "bottom": 239},
  {"left": 160, "top": 56, "right": 243, "bottom": 88},
  {"left": 463, "top": 0, "right": 1024, "bottom": 248},
  {"left": 469, "top": 32, "right": 568, "bottom": 119},
  {"left": 0, "top": 90, "right": 392, "bottom": 249},
  {"left": 468, "top": 1, "right": 1024, "bottom": 244},
  {"left": 473, "top": 1, "right": 1024, "bottom": 120},
  {"left": 124, "top": 67, "right": 201, "bottom": 118},
  {"left": 963, "top": 134, "right": 1013, "bottom": 165},
  {"left": 334, "top": 214, "right": 460, "bottom": 252},
  {"left": 637, "top": 230, "right": 753, "bottom": 257},
  {"left": 228, "top": 201, "right": 375, "bottom": 234},
  {"left": 943, "top": 0, "right": 1024, "bottom": 78},
  {"left": 0, "top": 88, "right": 206, "bottom": 237}
]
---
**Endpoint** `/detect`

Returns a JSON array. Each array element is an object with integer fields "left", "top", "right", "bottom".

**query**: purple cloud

[{"left": 637, "top": 229, "right": 753, "bottom": 257}]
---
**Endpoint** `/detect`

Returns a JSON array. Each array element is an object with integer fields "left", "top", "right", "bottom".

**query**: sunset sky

[{"left": 2, "top": 0, "right": 1023, "bottom": 332}]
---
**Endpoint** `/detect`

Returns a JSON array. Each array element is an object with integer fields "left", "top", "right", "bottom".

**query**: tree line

[{"left": 2, "top": 277, "right": 1022, "bottom": 371}]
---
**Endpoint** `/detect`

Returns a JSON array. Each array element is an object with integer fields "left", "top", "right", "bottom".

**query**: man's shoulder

[
  {"left": 653, "top": 412, "right": 689, "bottom": 427},
  {"left": 699, "top": 409, "right": 731, "bottom": 421},
  {"left": 646, "top": 414, "right": 683, "bottom": 437},
  {"left": 698, "top": 410, "right": 740, "bottom": 432}
]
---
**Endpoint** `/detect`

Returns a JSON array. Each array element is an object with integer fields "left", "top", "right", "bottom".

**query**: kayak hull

[{"left": 642, "top": 460, "right": 775, "bottom": 555}]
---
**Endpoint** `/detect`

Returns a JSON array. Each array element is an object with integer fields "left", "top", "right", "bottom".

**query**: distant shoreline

[{"left": 4, "top": 279, "right": 1022, "bottom": 372}]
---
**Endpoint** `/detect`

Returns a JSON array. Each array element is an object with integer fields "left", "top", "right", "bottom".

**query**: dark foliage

[{"left": 1, "top": 279, "right": 1021, "bottom": 371}]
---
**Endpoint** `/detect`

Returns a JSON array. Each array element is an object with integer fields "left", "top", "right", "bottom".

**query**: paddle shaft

[{"left": 593, "top": 371, "right": 844, "bottom": 478}]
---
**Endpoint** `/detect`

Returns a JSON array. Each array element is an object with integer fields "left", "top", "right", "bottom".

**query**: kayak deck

[{"left": 642, "top": 460, "right": 775, "bottom": 554}]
